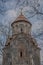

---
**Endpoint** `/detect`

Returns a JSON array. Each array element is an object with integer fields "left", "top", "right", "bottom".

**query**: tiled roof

[
  {"left": 11, "top": 13, "right": 32, "bottom": 26},
  {"left": 15, "top": 14, "right": 28, "bottom": 21}
]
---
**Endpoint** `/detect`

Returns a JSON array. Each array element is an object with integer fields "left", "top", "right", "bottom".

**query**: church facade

[{"left": 3, "top": 13, "right": 40, "bottom": 65}]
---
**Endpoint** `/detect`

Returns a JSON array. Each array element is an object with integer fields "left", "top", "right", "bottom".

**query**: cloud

[
  {"left": 4, "top": 1, "right": 17, "bottom": 10},
  {"left": 5, "top": 10, "right": 17, "bottom": 18},
  {"left": 2, "top": 10, "right": 17, "bottom": 26}
]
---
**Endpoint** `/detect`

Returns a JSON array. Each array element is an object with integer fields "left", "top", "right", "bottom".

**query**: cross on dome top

[{"left": 20, "top": 7, "right": 23, "bottom": 15}]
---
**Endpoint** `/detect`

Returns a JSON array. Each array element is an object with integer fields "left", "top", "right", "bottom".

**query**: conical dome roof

[
  {"left": 11, "top": 13, "right": 32, "bottom": 26},
  {"left": 15, "top": 13, "right": 28, "bottom": 21}
]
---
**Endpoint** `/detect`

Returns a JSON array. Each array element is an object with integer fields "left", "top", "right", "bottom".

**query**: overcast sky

[{"left": 0, "top": 0, "right": 43, "bottom": 64}]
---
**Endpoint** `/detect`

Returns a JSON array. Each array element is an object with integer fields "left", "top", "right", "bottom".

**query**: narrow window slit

[
  {"left": 21, "top": 28, "right": 23, "bottom": 32},
  {"left": 20, "top": 51, "right": 22, "bottom": 57}
]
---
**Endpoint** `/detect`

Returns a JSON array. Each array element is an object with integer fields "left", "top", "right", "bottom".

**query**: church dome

[
  {"left": 11, "top": 13, "right": 32, "bottom": 26},
  {"left": 11, "top": 12, "right": 32, "bottom": 35}
]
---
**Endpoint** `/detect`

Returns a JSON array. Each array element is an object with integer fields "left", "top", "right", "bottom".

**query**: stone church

[{"left": 3, "top": 12, "right": 40, "bottom": 65}]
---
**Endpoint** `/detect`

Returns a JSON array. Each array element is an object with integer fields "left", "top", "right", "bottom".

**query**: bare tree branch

[{"left": 32, "top": 6, "right": 43, "bottom": 15}]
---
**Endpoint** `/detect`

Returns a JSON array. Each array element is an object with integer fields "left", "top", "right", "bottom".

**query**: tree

[
  {"left": 16, "top": 0, "right": 43, "bottom": 19},
  {"left": 0, "top": 0, "right": 43, "bottom": 19}
]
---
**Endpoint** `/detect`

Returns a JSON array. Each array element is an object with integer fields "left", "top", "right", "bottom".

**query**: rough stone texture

[
  {"left": 12, "top": 22, "right": 31, "bottom": 35},
  {"left": 3, "top": 13, "right": 40, "bottom": 65}
]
